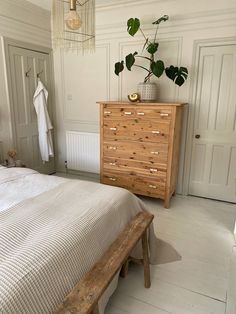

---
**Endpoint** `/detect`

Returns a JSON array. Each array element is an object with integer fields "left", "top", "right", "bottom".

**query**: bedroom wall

[
  {"left": 0, "top": 0, "right": 51, "bottom": 162},
  {"left": 54, "top": 0, "right": 236, "bottom": 194}
]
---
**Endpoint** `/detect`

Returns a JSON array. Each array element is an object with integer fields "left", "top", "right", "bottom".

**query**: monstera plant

[{"left": 115, "top": 15, "right": 188, "bottom": 89}]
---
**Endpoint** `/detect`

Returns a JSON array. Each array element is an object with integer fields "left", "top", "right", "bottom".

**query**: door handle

[{"left": 195, "top": 134, "right": 200, "bottom": 139}]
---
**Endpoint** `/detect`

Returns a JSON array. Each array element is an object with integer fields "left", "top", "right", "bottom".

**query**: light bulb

[{"left": 65, "top": 10, "right": 82, "bottom": 30}]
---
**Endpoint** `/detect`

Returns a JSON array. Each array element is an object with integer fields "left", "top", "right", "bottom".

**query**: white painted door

[
  {"left": 8, "top": 45, "right": 55, "bottom": 174},
  {"left": 189, "top": 44, "right": 236, "bottom": 203}
]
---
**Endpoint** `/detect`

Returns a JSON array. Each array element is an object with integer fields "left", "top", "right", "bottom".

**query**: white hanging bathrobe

[{"left": 33, "top": 80, "right": 54, "bottom": 162}]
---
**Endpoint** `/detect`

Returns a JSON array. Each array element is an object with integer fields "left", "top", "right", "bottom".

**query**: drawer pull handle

[
  {"left": 108, "top": 146, "right": 117, "bottom": 150},
  {"left": 109, "top": 177, "right": 116, "bottom": 181},
  {"left": 109, "top": 162, "right": 116, "bottom": 166},
  {"left": 149, "top": 184, "right": 157, "bottom": 189},
  {"left": 150, "top": 168, "right": 158, "bottom": 172},
  {"left": 151, "top": 151, "right": 159, "bottom": 155},
  {"left": 110, "top": 127, "right": 117, "bottom": 131},
  {"left": 152, "top": 130, "right": 160, "bottom": 134},
  {"left": 160, "top": 113, "right": 169, "bottom": 117},
  {"left": 104, "top": 111, "right": 111, "bottom": 114},
  {"left": 137, "top": 112, "right": 145, "bottom": 116},
  {"left": 124, "top": 112, "right": 132, "bottom": 115}
]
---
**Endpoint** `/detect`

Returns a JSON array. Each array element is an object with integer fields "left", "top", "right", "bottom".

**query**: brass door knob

[{"left": 195, "top": 134, "right": 200, "bottom": 139}]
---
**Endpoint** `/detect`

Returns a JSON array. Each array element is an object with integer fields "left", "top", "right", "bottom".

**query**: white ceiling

[{"left": 26, "top": 0, "right": 116, "bottom": 11}]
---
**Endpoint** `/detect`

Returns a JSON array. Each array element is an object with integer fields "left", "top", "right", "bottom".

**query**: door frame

[
  {"left": 2, "top": 37, "right": 55, "bottom": 153},
  {"left": 182, "top": 36, "right": 236, "bottom": 196}
]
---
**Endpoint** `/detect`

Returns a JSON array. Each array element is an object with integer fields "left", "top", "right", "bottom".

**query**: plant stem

[
  {"left": 139, "top": 27, "right": 148, "bottom": 41},
  {"left": 136, "top": 55, "right": 153, "bottom": 62},
  {"left": 154, "top": 24, "right": 159, "bottom": 42},
  {"left": 134, "top": 64, "right": 151, "bottom": 73},
  {"left": 144, "top": 72, "right": 153, "bottom": 83}
]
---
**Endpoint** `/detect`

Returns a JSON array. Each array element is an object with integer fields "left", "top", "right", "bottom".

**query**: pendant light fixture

[
  {"left": 65, "top": 0, "right": 82, "bottom": 30},
  {"left": 52, "top": 0, "right": 95, "bottom": 53}
]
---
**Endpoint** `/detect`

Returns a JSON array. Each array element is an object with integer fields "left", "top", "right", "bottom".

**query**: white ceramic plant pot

[{"left": 137, "top": 82, "right": 157, "bottom": 102}]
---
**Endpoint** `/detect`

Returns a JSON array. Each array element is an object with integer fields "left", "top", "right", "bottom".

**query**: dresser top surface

[{"left": 97, "top": 101, "right": 187, "bottom": 107}]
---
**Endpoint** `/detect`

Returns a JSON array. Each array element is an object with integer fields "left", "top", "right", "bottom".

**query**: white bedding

[
  {"left": 0, "top": 167, "right": 158, "bottom": 314},
  {"left": 0, "top": 166, "right": 67, "bottom": 212}
]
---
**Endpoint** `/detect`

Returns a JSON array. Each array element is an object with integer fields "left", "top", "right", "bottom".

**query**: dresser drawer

[
  {"left": 103, "top": 157, "right": 167, "bottom": 179},
  {"left": 103, "top": 106, "right": 172, "bottom": 121},
  {"left": 103, "top": 120, "right": 170, "bottom": 143},
  {"left": 135, "top": 108, "right": 172, "bottom": 120},
  {"left": 103, "top": 141, "right": 168, "bottom": 164},
  {"left": 103, "top": 107, "right": 135, "bottom": 119},
  {"left": 102, "top": 171, "right": 165, "bottom": 198}
]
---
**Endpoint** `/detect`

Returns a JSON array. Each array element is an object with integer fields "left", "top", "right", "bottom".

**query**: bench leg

[
  {"left": 91, "top": 303, "right": 99, "bottom": 314},
  {"left": 142, "top": 229, "right": 151, "bottom": 288},
  {"left": 120, "top": 258, "right": 129, "bottom": 278}
]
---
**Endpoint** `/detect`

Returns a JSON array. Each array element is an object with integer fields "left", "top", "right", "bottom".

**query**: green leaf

[
  {"left": 165, "top": 65, "right": 188, "bottom": 86},
  {"left": 127, "top": 18, "right": 140, "bottom": 36},
  {"left": 147, "top": 42, "right": 159, "bottom": 54},
  {"left": 165, "top": 66, "right": 178, "bottom": 81},
  {"left": 179, "top": 67, "right": 188, "bottom": 79},
  {"left": 151, "top": 60, "right": 165, "bottom": 78},
  {"left": 125, "top": 52, "right": 138, "bottom": 71},
  {"left": 153, "top": 15, "right": 169, "bottom": 25},
  {"left": 115, "top": 61, "right": 124, "bottom": 76}
]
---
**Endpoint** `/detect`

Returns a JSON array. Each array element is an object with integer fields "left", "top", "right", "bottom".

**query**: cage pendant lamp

[{"left": 52, "top": 0, "right": 95, "bottom": 53}]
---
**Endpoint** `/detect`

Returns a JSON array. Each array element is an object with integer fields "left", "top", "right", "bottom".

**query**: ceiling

[{"left": 26, "top": 0, "right": 116, "bottom": 11}]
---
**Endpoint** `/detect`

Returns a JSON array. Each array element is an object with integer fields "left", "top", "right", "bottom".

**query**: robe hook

[
  {"left": 25, "top": 68, "right": 31, "bottom": 77},
  {"left": 37, "top": 70, "right": 43, "bottom": 78}
]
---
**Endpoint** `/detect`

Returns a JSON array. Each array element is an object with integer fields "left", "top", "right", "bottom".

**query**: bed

[{"left": 0, "top": 166, "right": 158, "bottom": 314}]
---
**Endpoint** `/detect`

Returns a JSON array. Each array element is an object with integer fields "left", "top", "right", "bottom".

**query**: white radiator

[{"left": 66, "top": 131, "right": 100, "bottom": 173}]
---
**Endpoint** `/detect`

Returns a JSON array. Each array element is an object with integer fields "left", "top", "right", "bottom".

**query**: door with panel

[
  {"left": 189, "top": 44, "right": 236, "bottom": 203},
  {"left": 8, "top": 45, "right": 55, "bottom": 174}
]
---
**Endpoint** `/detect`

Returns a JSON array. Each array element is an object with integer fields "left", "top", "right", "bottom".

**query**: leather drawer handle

[
  {"left": 108, "top": 146, "right": 117, "bottom": 150},
  {"left": 151, "top": 151, "right": 159, "bottom": 155},
  {"left": 150, "top": 168, "right": 158, "bottom": 172},
  {"left": 109, "top": 177, "right": 116, "bottom": 181},
  {"left": 149, "top": 184, "right": 157, "bottom": 189},
  {"left": 137, "top": 112, "right": 145, "bottom": 116},
  {"left": 151, "top": 130, "right": 160, "bottom": 134},
  {"left": 104, "top": 111, "right": 111, "bottom": 114},
  {"left": 124, "top": 112, "right": 132, "bottom": 115},
  {"left": 110, "top": 127, "right": 117, "bottom": 131},
  {"left": 160, "top": 113, "right": 169, "bottom": 117}
]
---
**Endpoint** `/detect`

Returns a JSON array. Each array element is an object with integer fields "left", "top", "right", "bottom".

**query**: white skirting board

[{"left": 66, "top": 131, "right": 100, "bottom": 174}]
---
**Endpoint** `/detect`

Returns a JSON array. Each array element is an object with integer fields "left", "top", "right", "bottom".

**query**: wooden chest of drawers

[{"left": 98, "top": 101, "right": 185, "bottom": 208}]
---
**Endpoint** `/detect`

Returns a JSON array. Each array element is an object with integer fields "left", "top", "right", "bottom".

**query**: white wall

[
  {"left": 1, "top": 0, "right": 235, "bottom": 194},
  {"left": 0, "top": 0, "right": 51, "bottom": 161},
  {"left": 54, "top": 0, "right": 236, "bottom": 193}
]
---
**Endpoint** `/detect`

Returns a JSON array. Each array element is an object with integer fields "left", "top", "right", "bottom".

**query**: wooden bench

[{"left": 56, "top": 211, "right": 154, "bottom": 314}]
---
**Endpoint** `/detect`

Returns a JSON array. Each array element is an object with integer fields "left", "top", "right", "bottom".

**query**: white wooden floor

[{"left": 105, "top": 195, "right": 236, "bottom": 314}]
